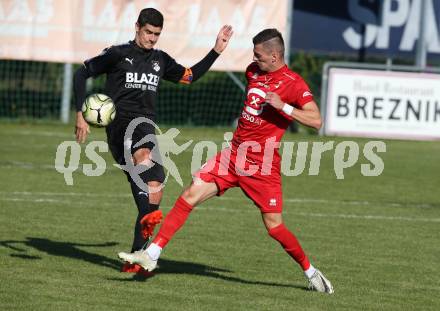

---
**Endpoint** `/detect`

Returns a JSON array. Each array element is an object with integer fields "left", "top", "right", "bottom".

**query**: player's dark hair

[
  {"left": 253, "top": 28, "right": 285, "bottom": 55},
  {"left": 137, "top": 8, "right": 164, "bottom": 28}
]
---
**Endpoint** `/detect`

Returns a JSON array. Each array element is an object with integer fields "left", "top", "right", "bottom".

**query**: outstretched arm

[{"left": 178, "top": 25, "right": 233, "bottom": 84}]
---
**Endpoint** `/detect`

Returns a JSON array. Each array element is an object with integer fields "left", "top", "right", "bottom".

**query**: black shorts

[{"left": 106, "top": 116, "right": 165, "bottom": 183}]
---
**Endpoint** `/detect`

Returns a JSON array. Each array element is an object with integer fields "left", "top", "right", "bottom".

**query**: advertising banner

[
  {"left": 292, "top": 0, "right": 440, "bottom": 60},
  {"left": 324, "top": 67, "right": 440, "bottom": 140},
  {"left": 0, "top": 0, "right": 288, "bottom": 71}
]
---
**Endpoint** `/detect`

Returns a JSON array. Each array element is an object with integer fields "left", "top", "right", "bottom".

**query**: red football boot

[
  {"left": 136, "top": 267, "right": 155, "bottom": 278},
  {"left": 140, "top": 210, "right": 163, "bottom": 239},
  {"left": 121, "top": 262, "right": 142, "bottom": 273},
  {"left": 121, "top": 262, "right": 154, "bottom": 277}
]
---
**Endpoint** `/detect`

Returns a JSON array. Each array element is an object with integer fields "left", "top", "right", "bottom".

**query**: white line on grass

[
  {"left": 0, "top": 161, "right": 55, "bottom": 170},
  {"left": 1, "top": 191, "right": 439, "bottom": 223},
  {"left": 1, "top": 197, "right": 72, "bottom": 203},
  {"left": 294, "top": 212, "right": 440, "bottom": 223},
  {"left": 2, "top": 191, "right": 132, "bottom": 198},
  {"left": 219, "top": 196, "right": 437, "bottom": 209},
  {"left": 13, "top": 130, "right": 75, "bottom": 138},
  {"left": 0, "top": 161, "right": 122, "bottom": 172},
  {"left": 1, "top": 191, "right": 437, "bottom": 209},
  {"left": 1, "top": 191, "right": 438, "bottom": 209}
]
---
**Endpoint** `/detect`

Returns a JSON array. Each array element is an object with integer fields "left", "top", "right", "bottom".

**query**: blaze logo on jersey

[
  {"left": 125, "top": 72, "right": 159, "bottom": 92},
  {"left": 245, "top": 88, "right": 267, "bottom": 116}
]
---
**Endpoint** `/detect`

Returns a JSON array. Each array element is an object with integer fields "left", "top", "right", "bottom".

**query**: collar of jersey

[
  {"left": 266, "top": 64, "right": 289, "bottom": 76},
  {"left": 129, "top": 40, "right": 153, "bottom": 55}
]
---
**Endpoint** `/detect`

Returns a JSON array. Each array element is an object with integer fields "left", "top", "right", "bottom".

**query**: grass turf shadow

[
  {"left": 1, "top": 237, "right": 307, "bottom": 290},
  {"left": 1, "top": 237, "right": 120, "bottom": 271},
  {"left": 110, "top": 257, "right": 308, "bottom": 290}
]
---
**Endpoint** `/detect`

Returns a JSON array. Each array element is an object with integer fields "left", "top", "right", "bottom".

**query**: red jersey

[{"left": 232, "top": 62, "right": 314, "bottom": 163}]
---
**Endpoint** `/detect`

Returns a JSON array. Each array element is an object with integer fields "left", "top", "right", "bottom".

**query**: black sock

[
  {"left": 132, "top": 203, "right": 160, "bottom": 251},
  {"left": 149, "top": 204, "right": 159, "bottom": 211},
  {"left": 129, "top": 179, "right": 155, "bottom": 252}
]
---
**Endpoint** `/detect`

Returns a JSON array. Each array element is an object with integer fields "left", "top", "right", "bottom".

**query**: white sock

[
  {"left": 304, "top": 264, "right": 316, "bottom": 279},
  {"left": 146, "top": 243, "right": 162, "bottom": 261}
]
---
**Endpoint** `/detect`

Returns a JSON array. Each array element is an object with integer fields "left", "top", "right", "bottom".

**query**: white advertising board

[
  {"left": 324, "top": 68, "right": 440, "bottom": 140},
  {"left": 0, "top": 0, "right": 288, "bottom": 71}
]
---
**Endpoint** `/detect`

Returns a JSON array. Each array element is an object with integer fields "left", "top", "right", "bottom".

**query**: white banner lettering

[
  {"left": 0, "top": 0, "right": 288, "bottom": 71},
  {"left": 324, "top": 68, "right": 440, "bottom": 140}
]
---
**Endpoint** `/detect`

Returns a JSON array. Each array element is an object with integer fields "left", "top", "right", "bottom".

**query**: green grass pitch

[{"left": 0, "top": 122, "right": 439, "bottom": 310}]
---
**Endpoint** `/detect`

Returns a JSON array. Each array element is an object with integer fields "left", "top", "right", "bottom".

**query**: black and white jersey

[{"left": 84, "top": 40, "right": 185, "bottom": 119}]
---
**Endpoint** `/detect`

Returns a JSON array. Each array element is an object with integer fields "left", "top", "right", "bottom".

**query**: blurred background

[{"left": 1, "top": 0, "right": 439, "bottom": 139}]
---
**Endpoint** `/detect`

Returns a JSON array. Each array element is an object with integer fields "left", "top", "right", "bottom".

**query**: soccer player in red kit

[{"left": 119, "top": 29, "right": 334, "bottom": 293}]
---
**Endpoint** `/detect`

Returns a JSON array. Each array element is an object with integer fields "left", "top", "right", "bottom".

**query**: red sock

[
  {"left": 152, "top": 196, "right": 194, "bottom": 248},
  {"left": 268, "top": 223, "right": 311, "bottom": 270}
]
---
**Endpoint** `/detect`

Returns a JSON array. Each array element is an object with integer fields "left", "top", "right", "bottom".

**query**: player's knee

[
  {"left": 148, "top": 181, "right": 162, "bottom": 189},
  {"left": 133, "top": 148, "right": 152, "bottom": 166},
  {"left": 180, "top": 185, "right": 201, "bottom": 206},
  {"left": 148, "top": 181, "right": 163, "bottom": 203},
  {"left": 262, "top": 213, "right": 283, "bottom": 231},
  {"left": 180, "top": 187, "right": 196, "bottom": 205}
]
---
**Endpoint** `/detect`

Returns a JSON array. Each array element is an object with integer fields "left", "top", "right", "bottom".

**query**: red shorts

[{"left": 195, "top": 148, "right": 283, "bottom": 213}]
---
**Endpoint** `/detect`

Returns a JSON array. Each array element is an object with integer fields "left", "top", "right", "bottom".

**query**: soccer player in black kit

[{"left": 73, "top": 8, "right": 233, "bottom": 275}]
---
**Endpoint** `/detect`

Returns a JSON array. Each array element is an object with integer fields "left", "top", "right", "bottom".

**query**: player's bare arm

[
  {"left": 75, "top": 111, "right": 90, "bottom": 143},
  {"left": 265, "top": 91, "right": 322, "bottom": 130},
  {"left": 213, "top": 25, "right": 233, "bottom": 54},
  {"left": 289, "top": 101, "right": 322, "bottom": 130}
]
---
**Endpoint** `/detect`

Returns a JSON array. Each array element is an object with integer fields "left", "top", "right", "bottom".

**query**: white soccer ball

[{"left": 82, "top": 93, "right": 116, "bottom": 127}]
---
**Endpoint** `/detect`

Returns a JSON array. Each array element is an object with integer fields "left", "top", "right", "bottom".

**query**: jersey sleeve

[
  {"left": 73, "top": 65, "right": 91, "bottom": 112},
  {"left": 84, "top": 46, "right": 122, "bottom": 77},
  {"left": 161, "top": 52, "right": 186, "bottom": 83},
  {"left": 162, "top": 49, "right": 221, "bottom": 84},
  {"left": 245, "top": 62, "right": 258, "bottom": 81},
  {"left": 290, "top": 77, "right": 314, "bottom": 108}
]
